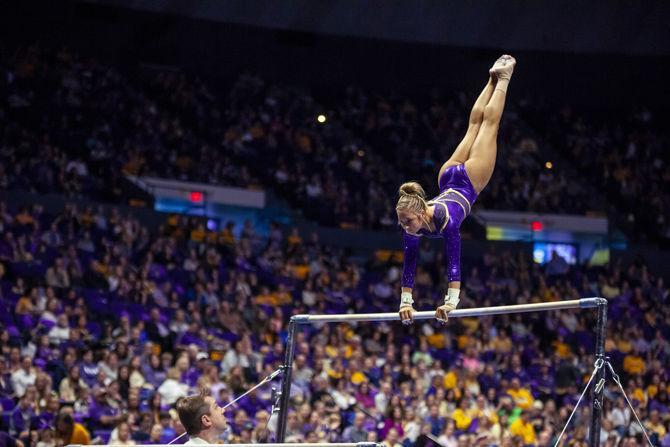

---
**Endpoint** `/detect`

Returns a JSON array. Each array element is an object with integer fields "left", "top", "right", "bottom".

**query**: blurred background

[{"left": 0, "top": 1, "right": 668, "bottom": 447}]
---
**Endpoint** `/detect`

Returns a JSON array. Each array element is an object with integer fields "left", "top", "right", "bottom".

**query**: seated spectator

[
  {"left": 158, "top": 368, "right": 189, "bottom": 406},
  {"left": 0, "top": 432, "right": 24, "bottom": 447},
  {"left": 645, "top": 409, "right": 666, "bottom": 442},
  {"left": 108, "top": 420, "right": 135, "bottom": 446},
  {"left": 148, "top": 423, "right": 164, "bottom": 444},
  {"left": 383, "top": 427, "right": 402, "bottom": 447},
  {"left": 45, "top": 258, "right": 70, "bottom": 289},
  {"left": 59, "top": 366, "right": 89, "bottom": 403},
  {"left": 9, "top": 389, "right": 36, "bottom": 439},
  {"left": 507, "top": 378, "right": 534, "bottom": 411},
  {"left": 342, "top": 411, "right": 367, "bottom": 443},
  {"left": 623, "top": 348, "right": 646, "bottom": 376},
  {"left": 55, "top": 411, "right": 91, "bottom": 446},
  {"left": 509, "top": 412, "right": 536, "bottom": 446},
  {"left": 89, "top": 388, "right": 122, "bottom": 431},
  {"left": 424, "top": 403, "right": 446, "bottom": 436},
  {"left": 11, "top": 356, "right": 36, "bottom": 398},
  {"left": 0, "top": 355, "right": 15, "bottom": 398},
  {"left": 48, "top": 314, "right": 70, "bottom": 344},
  {"left": 451, "top": 398, "right": 473, "bottom": 432}
]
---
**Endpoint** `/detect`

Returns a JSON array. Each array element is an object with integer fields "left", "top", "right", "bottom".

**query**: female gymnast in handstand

[{"left": 396, "top": 55, "right": 516, "bottom": 325}]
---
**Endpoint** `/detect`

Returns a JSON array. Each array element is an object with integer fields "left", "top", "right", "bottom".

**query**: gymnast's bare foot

[{"left": 489, "top": 55, "right": 516, "bottom": 82}]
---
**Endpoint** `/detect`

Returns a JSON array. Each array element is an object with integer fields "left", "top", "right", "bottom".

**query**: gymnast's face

[{"left": 397, "top": 209, "right": 423, "bottom": 235}]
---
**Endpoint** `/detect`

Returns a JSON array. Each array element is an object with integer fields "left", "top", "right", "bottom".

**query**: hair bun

[{"left": 398, "top": 181, "right": 426, "bottom": 199}]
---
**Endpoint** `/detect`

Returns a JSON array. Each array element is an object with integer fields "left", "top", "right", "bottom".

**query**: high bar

[
  {"left": 74, "top": 444, "right": 383, "bottom": 447},
  {"left": 291, "top": 297, "right": 606, "bottom": 324}
]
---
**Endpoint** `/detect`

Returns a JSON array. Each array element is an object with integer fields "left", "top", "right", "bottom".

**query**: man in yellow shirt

[
  {"left": 451, "top": 398, "right": 473, "bottom": 431},
  {"left": 623, "top": 349, "right": 646, "bottom": 376},
  {"left": 645, "top": 410, "right": 666, "bottom": 440},
  {"left": 506, "top": 378, "right": 534, "bottom": 410},
  {"left": 509, "top": 412, "right": 536, "bottom": 445}
]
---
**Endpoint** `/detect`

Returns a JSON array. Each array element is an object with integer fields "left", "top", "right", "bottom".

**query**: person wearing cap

[{"left": 176, "top": 391, "right": 228, "bottom": 444}]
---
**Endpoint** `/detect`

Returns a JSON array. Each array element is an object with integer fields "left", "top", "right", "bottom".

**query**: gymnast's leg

[
  {"left": 437, "top": 76, "right": 495, "bottom": 183},
  {"left": 464, "top": 55, "right": 516, "bottom": 194}
]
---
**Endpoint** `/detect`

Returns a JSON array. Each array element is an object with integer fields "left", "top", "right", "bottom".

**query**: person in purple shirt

[
  {"left": 88, "top": 388, "right": 121, "bottom": 431},
  {"left": 79, "top": 349, "right": 99, "bottom": 388},
  {"left": 396, "top": 55, "right": 516, "bottom": 325},
  {"left": 477, "top": 364, "right": 500, "bottom": 395},
  {"left": 649, "top": 389, "right": 670, "bottom": 415},
  {"left": 9, "top": 392, "right": 36, "bottom": 438},
  {"left": 532, "top": 360, "right": 555, "bottom": 397},
  {"left": 142, "top": 355, "right": 167, "bottom": 389},
  {"left": 0, "top": 355, "right": 15, "bottom": 398}
]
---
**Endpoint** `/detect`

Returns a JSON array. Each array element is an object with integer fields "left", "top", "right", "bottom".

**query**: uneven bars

[
  {"left": 292, "top": 297, "right": 605, "bottom": 324},
  {"left": 72, "top": 444, "right": 382, "bottom": 447}
]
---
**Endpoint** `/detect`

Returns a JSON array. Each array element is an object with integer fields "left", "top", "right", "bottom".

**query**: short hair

[{"left": 175, "top": 392, "right": 211, "bottom": 436}]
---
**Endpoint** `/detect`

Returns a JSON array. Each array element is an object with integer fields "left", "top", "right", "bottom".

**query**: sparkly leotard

[{"left": 401, "top": 164, "right": 478, "bottom": 288}]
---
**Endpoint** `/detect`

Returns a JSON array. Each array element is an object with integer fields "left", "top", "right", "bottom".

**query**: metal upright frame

[{"left": 277, "top": 297, "right": 608, "bottom": 447}]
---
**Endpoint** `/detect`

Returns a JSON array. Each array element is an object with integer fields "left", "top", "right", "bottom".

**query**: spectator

[
  {"left": 342, "top": 411, "right": 368, "bottom": 443},
  {"left": 9, "top": 389, "right": 36, "bottom": 438},
  {"left": 158, "top": 368, "right": 189, "bottom": 406},
  {"left": 506, "top": 378, "right": 534, "bottom": 411},
  {"left": 10, "top": 357, "right": 36, "bottom": 398},
  {"left": 55, "top": 411, "right": 91, "bottom": 446},
  {"left": 108, "top": 420, "right": 135, "bottom": 446},
  {"left": 0, "top": 356, "right": 15, "bottom": 398},
  {"left": 383, "top": 427, "right": 402, "bottom": 447},
  {"left": 509, "top": 412, "right": 536, "bottom": 446},
  {"left": 59, "top": 365, "right": 88, "bottom": 403}
]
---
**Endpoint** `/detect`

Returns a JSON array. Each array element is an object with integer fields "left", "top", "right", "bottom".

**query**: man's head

[
  {"left": 353, "top": 411, "right": 365, "bottom": 428},
  {"left": 176, "top": 393, "right": 227, "bottom": 439},
  {"left": 21, "top": 355, "right": 32, "bottom": 372}
]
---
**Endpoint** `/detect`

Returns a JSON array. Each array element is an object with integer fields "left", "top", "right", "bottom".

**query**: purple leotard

[{"left": 401, "top": 164, "right": 478, "bottom": 288}]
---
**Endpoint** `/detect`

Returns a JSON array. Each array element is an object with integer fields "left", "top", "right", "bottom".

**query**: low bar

[{"left": 292, "top": 297, "right": 604, "bottom": 324}]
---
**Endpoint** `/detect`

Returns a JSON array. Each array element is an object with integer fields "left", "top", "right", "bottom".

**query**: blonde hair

[{"left": 396, "top": 181, "right": 427, "bottom": 214}]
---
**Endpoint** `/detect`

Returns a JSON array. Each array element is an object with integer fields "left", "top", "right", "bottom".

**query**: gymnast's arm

[
  {"left": 401, "top": 232, "right": 420, "bottom": 290},
  {"left": 443, "top": 225, "right": 462, "bottom": 290},
  {"left": 399, "top": 232, "right": 419, "bottom": 323},
  {"left": 435, "top": 225, "right": 462, "bottom": 322}
]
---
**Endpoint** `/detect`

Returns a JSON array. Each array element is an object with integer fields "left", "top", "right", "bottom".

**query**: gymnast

[{"left": 396, "top": 55, "right": 516, "bottom": 325}]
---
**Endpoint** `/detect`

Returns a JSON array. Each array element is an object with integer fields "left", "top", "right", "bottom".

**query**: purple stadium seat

[
  {"left": 86, "top": 321, "right": 102, "bottom": 338},
  {"left": 17, "top": 315, "right": 35, "bottom": 331},
  {"left": 6, "top": 325, "right": 20, "bottom": 338},
  {"left": 93, "top": 430, "right": 112, "bottom": 443},
  {"left": 1, "top": 398, "right": 16, "bottom": 411},
  {"left": 39, "top": 319, "right": 56, "bottom": 331},
  {"left": 149, "top": 264, "right": 167, "bottom": 281},
  {"left": 0, "top": 301, "right": 13, "bottom": 326},
  {"left": 0, "top": 411, "right": 10, "bottom": 431},
  {"left": 34, "top": 358, "right": 47, "bottom": 369}
]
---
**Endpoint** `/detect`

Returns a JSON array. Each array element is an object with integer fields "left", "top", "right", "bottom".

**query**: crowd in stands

[
  {"left": 518, "top": 103, "right": 670, "bottom": 243},
  {"left": 0, "top": 198, "right": 668, "bottom": 447},
  {"left": 1, "top": 44, "right": 668, "bottom": 241}
]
